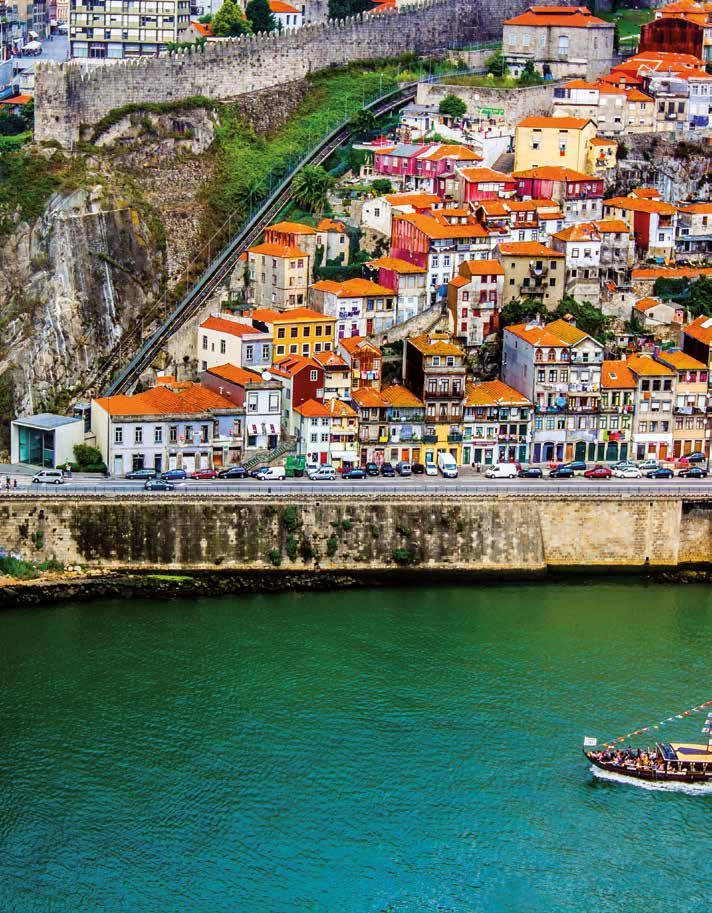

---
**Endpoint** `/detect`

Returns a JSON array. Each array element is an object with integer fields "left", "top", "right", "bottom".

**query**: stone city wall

[
  {"left": 415, "top": 79, "right": 556, "bottom": 123},
  {"left": 34, "top": 0, "right": 552, "bottom": 148},
  {"left": 1, "top": 494, "right": 709, "bottom": 574}
]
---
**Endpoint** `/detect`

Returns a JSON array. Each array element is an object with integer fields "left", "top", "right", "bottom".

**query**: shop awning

[{"left": 331, "top": 450, "right": 358, "bottom": 461}]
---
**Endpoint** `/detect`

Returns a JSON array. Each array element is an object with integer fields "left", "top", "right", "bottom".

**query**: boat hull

[{"left": 585, "top": 751, "right": 712, "bottom": 784}]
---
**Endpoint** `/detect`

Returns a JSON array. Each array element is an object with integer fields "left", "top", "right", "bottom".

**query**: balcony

[
  {"left": 448, "top": 432, "right": 463, "bottom": 443},
  {"left": 529, "top": 264, "right": 548, "bottom": 278},
  {"left": 423, "top": 433, "right": 438, "bottom": 443}
]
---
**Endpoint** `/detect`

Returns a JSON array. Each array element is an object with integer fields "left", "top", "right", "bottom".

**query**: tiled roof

[
  {"left": 505, "top": 323, "right": 567, "bottom": 347},
  {"left": 417, "top": 143, "right": 482, "bottom": 162},
  {"left": 546, "top": 318, "right": 590, "bottom": 345},
  {"left": 633, "top": 297, "right": 661, "bottom": 313},
  {"left": 95, "top": 383, "right": 234, "bottom": 417},
  {"left": 591, "top": 219, "right": 629, "bottom": 233},
  {"left": 190, "top": 19, "right": 213, "bottom": 35},
  {"left": 626, "top": 353, "right": 675, "bottom": 377},
  {"left": 382, "top": 384, "right": 424, "bottom": 408},
  {"left": 250, "top": 307, "right": 282, "bottom": 323},
  {"left": 505, "top": 6, "right": 610, "bottom": 27},
  {"left": 518, "top": 115, "right": 593, "bottom": 129},
  {"left": 205, "top": 363, "right": 265, "bottom": 385},
  {"left": 266, "top": 220, "right": 317, "bottom": 235},
  {"left": 465, "top": 380, "right": 531, "bottom": 407},
  {"left": 601, "top": 360, "right": 637, "bottom": 389},
  {"left": 294, "top": 398, "right": 331, "bottom": 418},
  {"left": 269, "top": 307, "right": 334, "bottom": 323},
  {"left": 657, "top": 350, "right": 707, "bottom": 371},
  {"left": 384, "top": 191, "right": 441, "bottom": 208},
  {"left": 368, "top": 256, "right": 426, "bottom": 274},
  {"left": 498, "top": 241, "right": 564, "bottom": 257},
  {"left": 632, "top": 266, "right": 712, "bottom": 281},
  {"left": 678, "top": 202, "right": 712, "bottom": 214},
  {"left": 553, "top": 223, "right": 601, "bottom": 243},
  {"left": 316, "top": 217, "right": 347, "bottom": 232},
  {"left": 457, "top": 166, "right": 515, "bottom": 183},
  {"left": 338, "top": 335, "right": 382, "bottom": 356},
  {"left": 352, "top": 387, "right": 389, "bottom": 408},
  {"left": 272, "top": 354, "right": 322, "bottom": 377},
  {"left": 248, "top": 241, "right": 308, "bottom": 258},
  {"left": 397, "top": 212, "right": 488, "bottom": 240},
  {"left": 589, "top": 138, "right": 617, "bottom": 146},
  {"left": 313, "top": 350, "right": 348, "bottom": 369},
  {"left": 684, "top": 314, "right": 712, "bottom": 346},
  {"left": 269, "top": 0, "right": 299, "bottom": 11},
  {"left": 459, "top": 259, "right": 505, "bottom": 277},
  {"left": 200, "top": 316, "right": 261, "bottom": 337},
  {"left": 505, "top": 198, "right": 559, "bottom": 212},
  {"left": 513, "top": 166, "right": 593, "bottom": 182},
  {"left": 311, "top": 278, "right": 393, "bottom": 297},
  {"left": 408, "top": 333, "right": 465, "bottom": 357},
  {"left": 604, "top": 196, "right": 677, "bottom": 215}
]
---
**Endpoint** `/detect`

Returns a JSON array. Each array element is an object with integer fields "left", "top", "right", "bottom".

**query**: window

[
  {"left": 290, "top": 327, "right": 298, "bottom": 338},
  {"left": 154, "top": 426, "right": 162, "bottom": 444},
  {"left": 269, "top": 393, "right": 279, "bottom": 411},
  {"left": 247, "top": 394, "right": 258, "bottom": 412},
  {"left": 276, "top": 345, "right": 285, "bottom": 356},
  {"left": 277, "top": 327, "right": 286, "bottom": 339},
  {"left": 245, "top": 345, "right": 254, "bottom": 360},
  {"left": 558, "top": 35, "right": 569, "bottom": 54},
  {"left": 202, "top": 335, "right": 208, "bottom": 350},
  {"left": 289, "top": 345, "right": 298, "bottom": 354},
  {"left": 185, "top": 425, "right": 193, "bottom": 443},
  {"left": 134, "top": 426, "right": 143, "bottom": 444},
  {"left": 169, "top": 426, "right": 177, "bottom": 443},
  {"left": 114, "top": 426, "right": 123, "bottom": 444},
  {"left": 220, "top": 339, "right": 226, "bottom": 355},
  {"left": 310, "top": 370, "right": 318, "bottom": 382}
]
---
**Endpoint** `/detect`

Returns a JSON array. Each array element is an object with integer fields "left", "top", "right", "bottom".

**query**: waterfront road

[{"left": 5, "top": 472, "right": 712, "bottom": 497}]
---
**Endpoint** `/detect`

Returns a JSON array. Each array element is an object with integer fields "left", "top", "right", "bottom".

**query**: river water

[{"left": 1, "top": 582, "right": 711, "bottom": 912}]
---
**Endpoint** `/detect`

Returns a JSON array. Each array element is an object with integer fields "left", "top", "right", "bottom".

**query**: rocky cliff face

[{"left": 0, "top": 184, "right": 166, "bottom": 424}]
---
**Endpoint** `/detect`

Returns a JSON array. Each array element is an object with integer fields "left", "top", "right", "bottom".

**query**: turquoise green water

[{"left": 1, "top": 582, "right": 711, "bottom": 912}]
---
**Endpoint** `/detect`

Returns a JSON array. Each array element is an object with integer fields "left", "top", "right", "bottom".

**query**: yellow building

[
  {"left": 247, "top": 241, "right": 311, "bottom": 310},
  {"left": 514, "top": 115, "right": 598, "bottom": 174},
  {"left": 587, "top": 136, "right": 618, "bottom": 176},
  {"left": 251, "top": 307, "right": 336, "bottom": 361},
  {"left": 656, "top": 350, "right": 708, "bottom": 458},
  {"left": 496, "top": 241, "right": 566, "bottom": 309}
]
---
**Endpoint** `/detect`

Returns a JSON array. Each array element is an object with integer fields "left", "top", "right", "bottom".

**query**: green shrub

[
  {"left": 342, "top": 518, "right": 353, "bottom": 531},
  {"left": 267, "top": 548, "right": 282, "bottom": 566},
  {"left": 391, "top": 546, "right": 420, "bottom": 566},
  {"left": 285, "top": 534, "right": 298, "bottom": 561},
  {"left": 299, "top": 538, "right": 315, "bottom": 562},
  {"left": 0, "top": 555, "right": 39, "bottom": 579},
  {"left": 30, "top": 530, "right": 45, "bottom": 550},
  {"left": 327, "top": 536, "right": 338, "bottom": 557},
  {"left": 370, "top": 524, "right": 380, "bottom": 539},
  {"left": 282, "top": 505, "right": 301, "bottom": 531},
  {"left": 396, "top": 524, "right": 411, "bottom": 538},
  {"left": 74, "top": 443, "right": 103, "bottom": 466}
]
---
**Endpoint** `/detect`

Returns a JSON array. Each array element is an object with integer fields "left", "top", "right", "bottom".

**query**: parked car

[
  {"left": 191, "top": 469, "right": 218, "bottom": 480},
  {"left": 611, "top": 460, "right": 636, "bottom": 472},
  {"left": 218, "top": 465, "right": 248, "bottom": 479},
  {"left": 485, "top": 463, "right": 518, "bottom": 479},
  {"left": 125, "top": 468, "right": 157, "bottom": 480},
  {"left": 250, "top": 465, "right": 268, "bottom": 478},
  {"left": 437, "top": 452, "right": 458, "bottom": 478},
  {"left": 308, "top": 465, "right": 336, "bottom": 481},
  {"left": 380, "top": 462, "right": 396, "bottom": 477},
  {"left": 638, "top": 459, "right": 661, "bottom": 472},
  {"left": 612, "top": 466, "right": 642, "bottom": 479},
  {"left": 583, "top": 465, "right": 612, "bottom": 479},
  {"left": 683, "top": 451, "right": 707, "bottom": 464},
  {"left": 518, "top": 467, "right": 543, "bottom": 478},
  {"left": 32, "top": 469, "right": 64, "bottom": 485},
  {"left": 344, "top": 467, "right": 367, "bottom": 480},
  {"left": 254, "top": 466, "right": 285, "bottom": 481},
  {"left": 549, "top": 466, "right": 574, "bottom": 479},
  {"left": 678, "top": 466, "right": 708, "bottom": 478},
  {"left": 365, "top": 462, "right": 380, "bottom": 476},
  {"left": 145, "top": 479, "right": 175, "bottom": 491},
  {"left": 559, "top": 460, "right": 587, "bottom": 474},
  {"left": 424, "top": 461, "right": 438, "bottom": 476},
  {"left": 411, "top": 462, "right": 426, "bottom": 475},
  {"left": 161, "top": 469, "right": 187, "bottom": 481},
  {"left": 645, "top": 467, "right": 673, "bottom": 479},
  {"left": 396, "top": 461, "right": 412, "bottom": 476}
]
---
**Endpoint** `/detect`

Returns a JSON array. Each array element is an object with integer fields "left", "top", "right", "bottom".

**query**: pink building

[
  {"left": 456, "top": 166, "right": 517, "bottom": 204},
  {"left": 513, "top": 166, "right": 605, "bottom": 223},
  {"left": 373, "top": 142, "right": 483, "bottom": 194}
]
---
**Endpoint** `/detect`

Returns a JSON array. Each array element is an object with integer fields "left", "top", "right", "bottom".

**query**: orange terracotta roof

[
  {"left": 250, "top": 307, "right": 282, "bottom": 323},
  {"left": 205, "top": 363, "right": 265, "bottom": 385},
  {"left": 457, "top": 166, "right": 514, "bottom": 183},
  {"left": 518, "top": 115, "right": 593, "bottom": 129},
  {"left": 338, "top": 335, "right": 382, "bottom": 356},
  {"left": 316, "top": 217, "right": 347, "bottom": 232},
  {"left": 95, "top": 383, "right": 234, "bottom": 417},
  {"left": 505, "top": 6, "right": 610, "bottom": 27},
  {"left": 601, "top": 360, "right": 637, "bottom": 389},
  {"left": 384, "top": 191, "right": 441, "bottom": 208},
  {"left": 633, "top": 267, "right": 712, "bottom": 281},
  {"left": 546, "top": 318, "right": 590, "bottom": 345},
  {"left": 553, "top": 223, "right": 601, "bottom": 243},
  {"left": 657, "top": 350, "right": 707, "bottom": 371},
  {"left": 418, "top": 143, "right": 482, "bottom": 162},
  {"left": 465, "top": 380, "right": 531, "bottom": 407},
  {"left": 248, "top": 241, "right": 309, "bottom": 258},
  {"left": 591, "top": 219, "right": 629, "bottom": 233},
  {"left": 477, "top": 200, "right": 510, "bottom": 216},
  {"left": 397, "top": 212, "right": 489, "bottom": 240},
  {"left": 684, "top": 315, "right": 712, "bottom": 346},
  {"left": 505, "top": 323, "right": 567, "bottom": 347},
  {"left": 604, "top": 196, "right": 677, "bottom": 215},
  {"left": 200, "top": 316, "right": 262, "bottom": 337},
  {"left": 190, "top": 19, "right": 213, "bottom": 36},
  {"left": 368, "top": 256, "right": 426, "bottom": 274},
  {"left": 269, "top": 307, "right": 334, "bottom": 323},
  {"left": 513, "top": 166, "right": 592, "bottom": 181},
  {"left": 272, "top": 354, "right": 322, "bottom": 377},
  {"left": 589, "top": 138, "right": 617, "bottom": 146},
  {"left": 562, "top": 79, "right": 626, "bottom": 95},
  {"left": 294, "top": 398, "right": 331, "bottom": 418},
  {"left": 311, "top": 278, "right": 393, "bottom": 298},
  {"left": 678, "top": 202, "right": 712, "bottom": 214},
  {"left": 626, "top": 353, "right": 675, "bottom": 377},
  {"left": 505, "top": 198, "right": 559, "bottom": 212},
  {"left": 381, "top": 384, "right": 424, "bottom": 408},
  {"left": 449, "top": 276, "right": 469, "bottom": 289},
  {"left": 407, "top": 333, "right": 465, "bottom": 357},
  {"left": 459, "top": 259, "right": 505, "bottom": 277},
  {"left": 352, "top": 387, "right": 389, "bottom": 408},
  {"left": 634, "top": 297, "right": 663, "bottom": 313},
  {"left": 498, "top": 241, "right": 564, "bottom": 257},
  {"left": 266, "top": 220, "right": 317, "bottom": 235},
  {"left": 312, "top": 350, "right": 348, "bottom": 369},
  {"left": 269, "top": 0, "right": 299, "bottom": 11},
  {"left": 325, "top": 398, "right": 357, "bottom": 418}
]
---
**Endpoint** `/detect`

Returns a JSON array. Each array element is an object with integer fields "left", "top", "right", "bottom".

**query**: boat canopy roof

[{"left": 670, "top": 743, "right": 712, "bottom": 764}]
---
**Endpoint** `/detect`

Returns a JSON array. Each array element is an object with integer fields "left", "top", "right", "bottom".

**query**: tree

[
  {"left": 246, "top": 0, "right": 277, "bottom": 33},
  {"left": 438, "top": 94, "right": 467, "bottom": 119},
  {"left": 212, "top": 0, "right": 252, "bottom": 37},
  {"left": 371, "top": 178, "right": 392, "bottom": 195},
  {"left": 499, "top": 297, "right": 542, "bottom": 328},
  {"left": 553, "top": 295, "right": 612, "bottom": 341},
  {"left": 351, "top": 109, "right": 377, "bottom": 135},
  {"left": 485, "top": 51, "right": 507, "bottom": 78},
  {"left": 291, "top": 165, "right": 335, "bottom": 214},
  {"left": 518, "top": 59, "right": 543, "bottom": 86},
  {"left": 328, "top": 0, "right": 371, "bottom": 18}
]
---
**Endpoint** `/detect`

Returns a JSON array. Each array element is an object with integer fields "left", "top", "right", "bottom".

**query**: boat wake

[{"left": 590, "top": 766, "right": 712, "bottom": 795}]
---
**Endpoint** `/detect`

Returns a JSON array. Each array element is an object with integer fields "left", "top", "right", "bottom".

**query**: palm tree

[{"left": 290, "top": 165, "right": 335, "bottom": 214}]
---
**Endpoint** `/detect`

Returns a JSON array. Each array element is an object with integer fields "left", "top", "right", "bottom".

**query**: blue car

[
  {"left": 549, "top": 466, "right": 574, "bottom": 479},
  {"left": 161, "top": 469, "right": 187, "bottom": 481},
  {"left": 645, "top": 467, "right": 673, "bottom": 479},
  {"left": 145, "top": 479, "right": 175, "bottom": 491}
]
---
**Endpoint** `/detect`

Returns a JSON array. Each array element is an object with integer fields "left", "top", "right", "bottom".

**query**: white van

[
  {"left": 260, "top": 466, "right": 285, "bottom": 481},
  {"left": 32, "top": 469, "right": 64, "bottom": 485},
  {"left": 309, "top": 465, "right": 336, "bottom": 481},
  {"left": 437, "top": 452, "right": 458, "bottom": 478},
  {"left": 484, "top": 463, "right": 518, "bottom": 479}
]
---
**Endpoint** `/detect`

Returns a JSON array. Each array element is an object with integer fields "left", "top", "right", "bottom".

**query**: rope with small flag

[{"left": 602, "top": 699, "right": 712, "bottom": 749}]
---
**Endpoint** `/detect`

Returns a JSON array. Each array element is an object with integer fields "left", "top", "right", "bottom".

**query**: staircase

[{"left": 242, "top": 439, "right": 297, "bottom": 470}]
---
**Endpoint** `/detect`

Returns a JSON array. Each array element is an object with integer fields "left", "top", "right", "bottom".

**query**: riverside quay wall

[
  {"left": 34, "top": 0, "right": 542, "bottom": 148},
  {"left": 2, "top": 494, "right": 712, "bottom": 574}
]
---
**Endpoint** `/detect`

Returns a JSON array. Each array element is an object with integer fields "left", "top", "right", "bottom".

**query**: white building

[
  {"left": 198, "top": 314, "right": 272, "bottom": 373},
  {"left": 11, "top": 413, "right": 85, "bottom": 469},
  {"left": 268, "top": 0, "right": 303, "bottom": 28}
]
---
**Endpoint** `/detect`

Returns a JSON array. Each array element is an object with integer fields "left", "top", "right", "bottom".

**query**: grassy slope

[{"left": 599, "top": 8, "right": 654, "bottom": 40}]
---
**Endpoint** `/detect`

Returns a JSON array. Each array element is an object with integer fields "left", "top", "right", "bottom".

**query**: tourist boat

[{"left": 583, "top": 702, "right": 712, "bottom": 784}]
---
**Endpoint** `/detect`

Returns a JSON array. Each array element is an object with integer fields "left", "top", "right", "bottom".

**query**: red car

[
  {"left": 583, "top": 465, "right": 612, "bottom": 479},
  {"left": 190, "top": 469, "right": 218, "bottom": 480}
]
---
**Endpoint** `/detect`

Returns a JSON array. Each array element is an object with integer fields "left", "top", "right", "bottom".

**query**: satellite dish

[{"left": 261, "top": 370, "right": 272, "bottom": 381}]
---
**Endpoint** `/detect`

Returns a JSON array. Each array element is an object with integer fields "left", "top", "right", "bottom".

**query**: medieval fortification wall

[{"left": 34, "top": 0, "right": 544, "bottom": 147}]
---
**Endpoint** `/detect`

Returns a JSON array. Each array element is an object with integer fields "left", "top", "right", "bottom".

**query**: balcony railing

[
  {"left": 423, "top": 433, "right": 438, "bottom": 443},
  {"left": 448, "top": 432, "right": 463, "bottom": 443}
]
